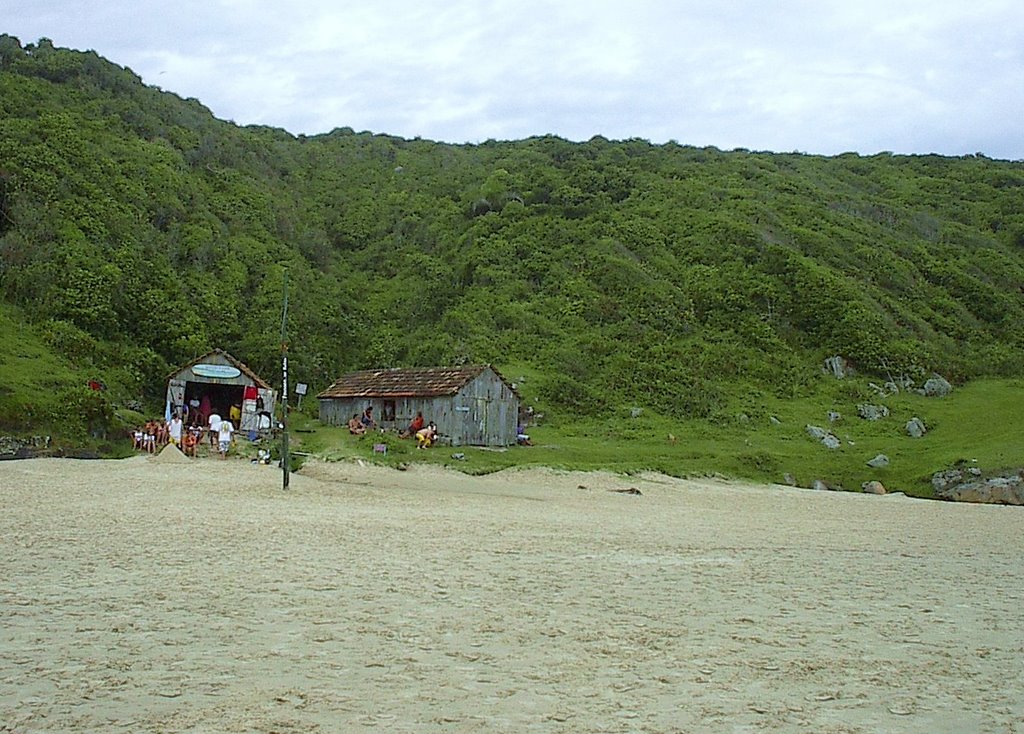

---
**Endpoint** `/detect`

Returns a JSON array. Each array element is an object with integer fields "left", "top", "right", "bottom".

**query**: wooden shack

[
  {"left": 166, "top": 349, "right": 276, "bottom": 434},
  {"left": 317, "top": 365, "right": 520, "bottom": 447}
]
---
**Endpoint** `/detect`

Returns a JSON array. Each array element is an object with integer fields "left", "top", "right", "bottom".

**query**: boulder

[
  {"left": 783, "top": 472, "right": 798, "bottom": 486},
  {"left": 866, "top": 454, "right": 890, "bottom": 469},
  {"left": 806, "top": 425, "right": 841, "bottom": 449},
  {"left": 806, "top": 425, "right": 827, "bottom": 440},
  {"left": 919, "top": 375, "right": 952, "bottom": 397},
  {"left": 812, "top": 479, "right": 833, "bottom": 491},
  {"left": 906, "top": 417, "right": 927, "bottom": 438},
  {"left": 823, "top": 355, "right": 853, "bottom": 379},
  {"left": 857, "top": 404, "right": 890, "bottom": 421},
  {"left": 828, "top": 411, "right": 842, "bottom": 424},
  {"left": 770, "top": 416, "right": 782, "bottom": 426},
  {"left": 862, "top": 480, "right": 887, "bottom": 495}
]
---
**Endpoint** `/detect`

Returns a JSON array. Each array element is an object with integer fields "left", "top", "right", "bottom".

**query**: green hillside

[{"left": 1, "top": 35, "right": 1022, "bottom": 491}]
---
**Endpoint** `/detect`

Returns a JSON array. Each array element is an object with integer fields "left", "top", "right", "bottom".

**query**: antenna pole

[{"left": 280, "top": 269, "right": 290, "bottom": 490}]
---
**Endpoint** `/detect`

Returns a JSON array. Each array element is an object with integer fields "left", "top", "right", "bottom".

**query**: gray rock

[
  {"left": 920, "top": 375, "right": 952, "bottom": 397},
  {"left": 823, "top": 355, "right": 853, "bottom": 379},
  {"left": 629, "top": 407, "right": 643, "bottom": 418},
  {"left": 806, "top": 425, "right": 840, "bottom": 449},
  {"left": 770, "top": 416, "right": 782, "bottom": 426},
  {"left": 812, "top": 479, "right": 832, "bottom": 491},
  {"left": 867, "top": 454, "right": 890, "bottom": 469},
  {"left": 857, "top": 404, "right": 890, "bottom": 421},
  {"left": 932, "top": 466, "right": 1024, "bottom": 505},
  {"left": 783, "top": 473, "right": 798, "bottom": 486},
  {"left": 862, "top": 480, "right": 887, "bottom": 495},
  {"left": 906, "top": 417, "right": 927, "bottom": 438},
  {"left": 828, "top": 411, "right": 842, "bottom": 423},
  {"left": 932, "top": 468, "right": 964, "bottom": 492},
  {"left": 936, "top": 476, "right": 1024, "bottom": 505}
]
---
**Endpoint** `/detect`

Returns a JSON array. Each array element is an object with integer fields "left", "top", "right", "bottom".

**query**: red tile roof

[{"left": 317, "top": 365, "right": 517, "bottom": 399}]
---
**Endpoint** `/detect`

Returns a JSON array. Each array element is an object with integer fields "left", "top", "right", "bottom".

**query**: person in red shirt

[{"left": 401, "top": 411, "right": 424, "bottom": 438}]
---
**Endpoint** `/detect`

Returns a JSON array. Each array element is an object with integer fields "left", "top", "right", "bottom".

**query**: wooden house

[
  {"left": 166, "top": 349, "right": 276, "bottom": 434},
  {"left": 317, "top": 365, "right": 520, "bottom": 447}
]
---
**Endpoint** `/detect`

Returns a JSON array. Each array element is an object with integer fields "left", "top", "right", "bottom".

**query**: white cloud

[{"left": 4, "top": 0, "right": 1023, "bottom": 158}]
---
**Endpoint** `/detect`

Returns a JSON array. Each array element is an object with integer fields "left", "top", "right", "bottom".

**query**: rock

[
  {"left": 931, "top": 468, "right": 964, "bottom": 492},
  {"left": 919, "top": 375, "right": 952, "bottom": 397},
  {"left": 823, "top": 355, "right": 854, "bottom": 379},
  {"left": 812, "top": 479, "right": 838, "bottom": 491},
  {"left": 629, "top": 407, "right": 643, "bottom": 418},
  {"left": 769, "top": 416, "right": 782, "bottom": 426},
  {"left": 806, "top": 425, "right": 840, "bottom": 449},
  {"left": 862, "top": 480, "right": 887, "bottom": 495},
  {"left": 906, "top": 417, "right": 927, "bottom": 438},
  {"left": 857, "top": 404, "right": 890, "bottom": 421},
  {"left": 806, "top": 425, "right": 827, "bottom": 440},
  {"left": 932, "top": 467, "right": 1024, "bottom": 505},
  {"left": 866, "top": 454, "right": 890, "bottom": 468},
  {"left": 828, "top": 411, "right": 842, "bottom": 423},
  {"left": 783, "top": 473, "right": 798, "bottom": 486}
]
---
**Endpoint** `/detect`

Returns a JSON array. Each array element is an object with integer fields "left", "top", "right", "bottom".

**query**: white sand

[{"left": 1, "top": 455, "right": 1022, "bottom": 733}]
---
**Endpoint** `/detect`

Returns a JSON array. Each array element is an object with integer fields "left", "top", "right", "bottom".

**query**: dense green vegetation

[{"left": 1, "top": 36, "right": 1022, "bottom": 493}]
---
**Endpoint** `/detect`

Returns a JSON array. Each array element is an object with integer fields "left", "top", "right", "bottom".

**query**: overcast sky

[{"left": 6, "top": 1, "right": 1024, "bottom": 159}]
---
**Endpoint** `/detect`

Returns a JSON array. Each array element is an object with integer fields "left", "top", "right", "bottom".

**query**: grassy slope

[{"left": 290, "top": 374, "right": 1023, "bottom": 498}]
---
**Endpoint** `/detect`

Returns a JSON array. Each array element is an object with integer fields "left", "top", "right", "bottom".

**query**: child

[{"left": 182, "top": 427, "right": 199, "bottom": 458}]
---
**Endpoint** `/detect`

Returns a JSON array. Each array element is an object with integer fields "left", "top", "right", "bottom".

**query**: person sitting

[
  {"left": 416, "top": 423, "right": 438, "bottom": 449},
  {"left": 400, "top": 411, "right": 424, "bottom": 438},
  {"left": 182, "top": 427, "right": 199, "bottom": 458},
  {"left": 348, "top": 413, "right": 366, "bottom": 435},
  {"left": 517, "top": 424, "right": 533, "bottom": 446},
  {"left": 360, "top": 406, "right": 377, "bottom": 431}
]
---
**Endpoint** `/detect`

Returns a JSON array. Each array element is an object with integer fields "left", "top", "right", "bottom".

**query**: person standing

[
  {"left": 208, "top": 411, "right": 222, "bottom": 447},
  {"left": 217, "top": 419, "right": 234, "bottom": 458},
  {"left": 168, "top": 413, "right": 183, "bottom": 446}
]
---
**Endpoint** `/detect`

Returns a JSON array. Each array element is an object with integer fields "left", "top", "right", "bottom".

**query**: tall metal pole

[{"left": 280, "top": 269, "right": 290, "bottom": 490}]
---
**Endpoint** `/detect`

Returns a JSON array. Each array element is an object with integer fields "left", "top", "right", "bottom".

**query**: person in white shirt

[
  {"left": 217, "top": 419, "right": 234, "bottom": 458},
  {"left": 168, "top": 414, "right": 183, "bottom": 446},
  {"left": 207, "top": 412, "right": 222, "bottom": 447}
]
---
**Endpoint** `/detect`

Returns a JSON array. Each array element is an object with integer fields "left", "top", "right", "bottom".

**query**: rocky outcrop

[
  {"left": 857, "top": 404, "right": 890, "bottom": 421},
  {"left": 932, "top": 467, "right": 1024, "bottom": 505},
  {"left": 0, "top": 435, "right": 52, "bottom": 460},
  {"left": 861, "top": 480, "right": 887, "bottom": 495},
  {"left": 823, "top": 355, "right": 854, "bottom": 379}
]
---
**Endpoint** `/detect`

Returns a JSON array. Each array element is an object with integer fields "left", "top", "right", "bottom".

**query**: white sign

[
  {"left": 192, "top": 364, "right": 241, "bottom": 379},
  {"left": 295, "top": 383, "right": 308, "bottom": 396}
]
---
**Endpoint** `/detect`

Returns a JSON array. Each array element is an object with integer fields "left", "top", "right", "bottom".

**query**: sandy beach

[{"left": 1, "top": 454, "right": 1022, "bottom": 733}]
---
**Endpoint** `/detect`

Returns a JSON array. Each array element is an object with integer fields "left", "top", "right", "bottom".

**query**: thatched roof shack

[
  {"left": 166, "top": 349, "right": 276, "bottom": 434},
  {"left": 317, "top": 365, "right": 520, "bottom": 447}
]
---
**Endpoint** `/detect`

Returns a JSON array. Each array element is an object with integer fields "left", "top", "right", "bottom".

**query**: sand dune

[{"left": 1, "top": 455, "right": 1021, "bottom": 733}]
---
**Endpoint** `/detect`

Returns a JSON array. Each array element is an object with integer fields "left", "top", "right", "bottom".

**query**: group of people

[
  {"left": 348, "top": 407, "right": 439, "bottom": 448},
  {"left": 131, "top": 409, "right": 236, "bottom": 459}
]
